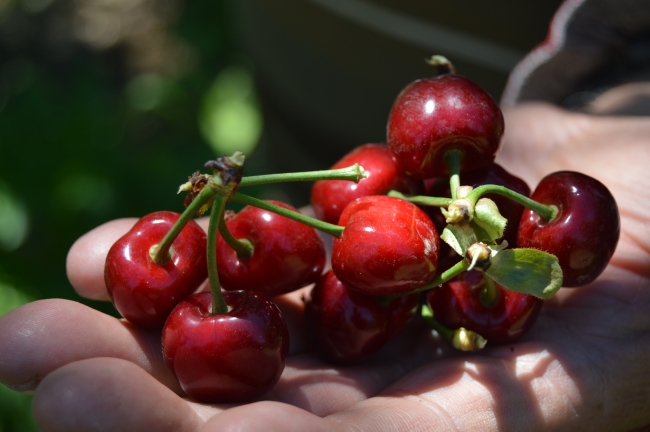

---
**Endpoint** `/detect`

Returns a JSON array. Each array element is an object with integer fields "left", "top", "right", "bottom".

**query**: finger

[
  {"left": 32, "top": 358, "right": 207, "bottom": 432},
  {"left": 200, "top": 401, "right": 337, "bottom": 432},
  {"left": 0, "top": 298, "right": 180, "bottom": 393},
  {"left": 66, "top": 218, "right": 137, "bottom": 301}
]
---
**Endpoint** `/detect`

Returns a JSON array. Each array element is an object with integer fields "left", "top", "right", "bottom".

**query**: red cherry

[
  {"left": 305, "top": 270, "right": 420, "bottom": 364},
  {"left": 162, "top": 291, "right": 289, "bottom": 403},
  {"left": 311, "top": 143, "right": 424, "bottom": 224},
  {"left": 427, "top": 269, "right": 543, "bottom": 343},
  {"left": 331, "top": 195, "right": 439, "bottom": 296},
  {"left": 387, "top": 74, "right": 504, "bottom": 178},
  {"left": 517, "top": 171, "right": 620, "bottom": 287},
  {"left": 104, "top": 211, "right": 207, "bottom": 329},
  {"left": 217, "top": 200, "right": 326, "bottom": 297}
]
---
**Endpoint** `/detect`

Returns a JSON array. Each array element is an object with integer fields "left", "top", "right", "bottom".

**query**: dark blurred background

[{"left": 0, "top": 0, "right": 560, "bottom": 429}]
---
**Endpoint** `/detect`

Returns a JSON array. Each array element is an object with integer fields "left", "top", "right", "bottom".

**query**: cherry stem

[
  {"left": 407, "top": 259, "right": 469, "bottom": 295},
  {"left": 420, "top": 303, "right": 454, "bottom": 340},
  {"left": 239, "top": 164, "right": 366, "bottom": 187},
  {"left": 465, "top": 184, "right": 558, "bottom": 222},
  {"left": 150, "top": 182, "right": 217, "bottom": 264},
  {"left": 207, "top": 194, "right": 230, "bottom": 316},
  {"left": 426, "top": 55, "right": 456, "bottom": 75},
  {"left": 230, "top": 192, "right": 345, "bottom": 238},
  {"left": 218, "top": 219, "right": 254, "bottom": 259},
  {"left": 388, "top": 190, "right": 453, "bottom": 207},
  {"left": 480, "top": 273, "right": 499, "bottom": 307},
  {"left": 444, "top": 150, "right": 463, "bottom": 200}
]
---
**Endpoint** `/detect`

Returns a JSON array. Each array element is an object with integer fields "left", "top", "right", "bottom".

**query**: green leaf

[
  {"left": 469, "top": 220, "right": 494, "bottom": 244},
  {"left": 485, "top": 248, "right": 563, "bottom": 299},
  {"left": 441, "top": 224, "right": 477, "bottom": 256},
  {"left": 472, "top": 198, "right": 507, "bottom": 242}
]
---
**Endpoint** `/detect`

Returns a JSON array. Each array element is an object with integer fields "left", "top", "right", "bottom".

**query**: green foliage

[{"left": 0, "top": 1, "right": 260, "bottom": 428}]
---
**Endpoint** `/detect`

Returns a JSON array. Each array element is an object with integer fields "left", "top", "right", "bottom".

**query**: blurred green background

[{"left": 0, "top": 0, "right": 273, "bottom": 429}]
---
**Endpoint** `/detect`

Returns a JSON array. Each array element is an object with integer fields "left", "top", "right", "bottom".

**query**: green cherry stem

[
  {"left": 444, "top": 149, "right": 463, "bottom": 200},
  {"left": 421, "top": 304, "right": 487, "bottom": 351},
  {"left": 480, "top": 273, "right": 499, "bottom": 307},
  {"left": 231, "top": 192, "right": 345, "bottom": 238},
  {"left": 218, "top": 218, "right": 253, "bottom": 259},
  {"left": 388, "top": 190, "right": 453, "bottom": 207},
  {"left": 465, "top": 184, "right": 558, "bottom": 222},
  {"left": 207, "top": 194, "right": 229, "bottom": 316},
  {"left": 412, "top": 259, "right": 469, "bottom": 294},
  {"left": 239, "top": 164, "right": 367, "bottom": 187},
  {"left": 421, "top": 303, "right": 453, "bottom": 340},
  {"left": 150, "top": 180, "right": 217, "bottom": 264}
]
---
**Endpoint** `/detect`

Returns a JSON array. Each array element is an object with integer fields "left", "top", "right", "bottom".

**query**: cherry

[
  {"left": 162, "top": 291, "right": 289, "bottom": 403},
  {"left": 427, "top": 269, "right": 543, "bottom": 343},
  {"left": 331, "top": 195, "right": 439, "bottom": 296},
  {"left": 305, "top": 270, "right": 420, "bottom": 364},
  {"left": 387, "top": 74, "right": 504, "bottom": 179},
  {"left": 217, "top": 200, "right": 326, "bottom": 297},
  {"left": 517, "top": 171, "right": 620, "bottom": 287},
  {"left": 311, "top": 143, "right": 424, "bottom": 224},
  {"left": 104, "top": 211, "right": 207, "bottom": 329}
]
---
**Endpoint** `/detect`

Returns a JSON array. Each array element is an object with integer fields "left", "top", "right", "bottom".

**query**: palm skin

[{"left": 0, "top": 103, "right": 649, "bottom": 431}]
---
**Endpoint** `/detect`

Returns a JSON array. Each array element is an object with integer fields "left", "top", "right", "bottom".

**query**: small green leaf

[
  {"left": 441, "top": 224, "right": 477, "bottom": 256},
  {"left": 469, "top": 220, "right": 494, "bottom": 244},
  {"left": 472, "top": 198, "right": 507, "bottom": 242},
  {"left": 485, "top": 248, "right": 563, "bottom": 299}
]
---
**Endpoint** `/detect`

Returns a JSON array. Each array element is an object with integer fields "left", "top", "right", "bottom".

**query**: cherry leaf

[
  {"left": 485, "top": 248, "right": 563, "bottom": 299},
  {"left": 441, "top": 224, "right": 477, "bottom": 256},
  {"left": 469, "top": 221, "right": 494, "bottom": 244},
  {"left": 472, "top": 198, "right": 507, "bottom": 242}
]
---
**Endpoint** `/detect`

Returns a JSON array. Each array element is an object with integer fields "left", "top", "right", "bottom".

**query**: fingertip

[
  {"left": 0, "top": 298, "right": 179, "bottom": 394},
  {"left": 66, "top": 218, "right": 137, "bottom": 301},
  {"left": 32, "top": 358, "right": 202, "bottom": 432}
]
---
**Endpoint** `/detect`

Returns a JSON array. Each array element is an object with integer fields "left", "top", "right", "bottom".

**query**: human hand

[{"left": 0, "top": 102, "right": 649, "bottom": 431}]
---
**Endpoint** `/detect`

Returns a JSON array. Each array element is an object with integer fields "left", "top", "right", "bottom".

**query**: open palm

[{"left": 1, "top": 103, "right": 648, "bottom": 431}]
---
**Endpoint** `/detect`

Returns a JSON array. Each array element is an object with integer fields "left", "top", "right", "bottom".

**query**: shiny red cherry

[
  {"left": 387, "top": 74, "right": 504, "bottom": 178},
  {"left": 311, "top": 143, "right": 424, "bottom": 224},
  {"left": 305, "top": 270, "right": 420, "bottom": 364},
  {"left": 104, "top": 211, "right": 207, "bottom": 329},
  {"left": 217, "top": 200, "right": 326, "bottom": 297},
  {"left": 331, "top": 195, "right": 439, "bottom": 296},
  {"left": 517, "top": 171, "right": 620, "bottom": 287},
  {"left": 162, "top": 291, "right": 289, "bottom": 403},
  {"left": 427, "top": 269, "right": 543, "bottom": 343}
]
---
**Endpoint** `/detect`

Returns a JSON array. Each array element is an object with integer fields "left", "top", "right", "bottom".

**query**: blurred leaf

[
  {"left": 199, "top": 65, "right": 262, "bottom": 156},
  {"left": 0, "top": 181, "right": 29, "bottom": 251}
]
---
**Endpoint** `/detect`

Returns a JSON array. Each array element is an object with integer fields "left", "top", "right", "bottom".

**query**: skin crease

[{"left": 0, "top": 103, "right": 649, "bottom": 431}]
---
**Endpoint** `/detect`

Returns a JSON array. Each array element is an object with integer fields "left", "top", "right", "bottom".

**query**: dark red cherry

[
  {"left": 427, "top": 269, "right": 543, "bottom": 343},
  {"left": 162, "top": 291, "right": 289, "bottom": 403},
  {"left": 387, "top": 74, "right": 504, "bottom": 179},
  {"left": 104, "top": 211, "right": 207, "bottom": 329},
  {"left": 305, "top": 270, "right": 420, "bottom": 364},
  {"left": 311, "top": 143, "right": 424, "bottom": 224},
  {"left": 217, "top": 200, "right": 326, "bottom": 297},
  {"left": 517, "top": 171, "right": 620, "bottom": 287},
  {"left": 331, "top": 195, "right": 439, "bottom": 296}
]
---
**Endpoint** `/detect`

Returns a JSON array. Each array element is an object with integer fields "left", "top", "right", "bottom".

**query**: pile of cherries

[{"left": 103, "top": 57, "right": 620, "bottom": 403}]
